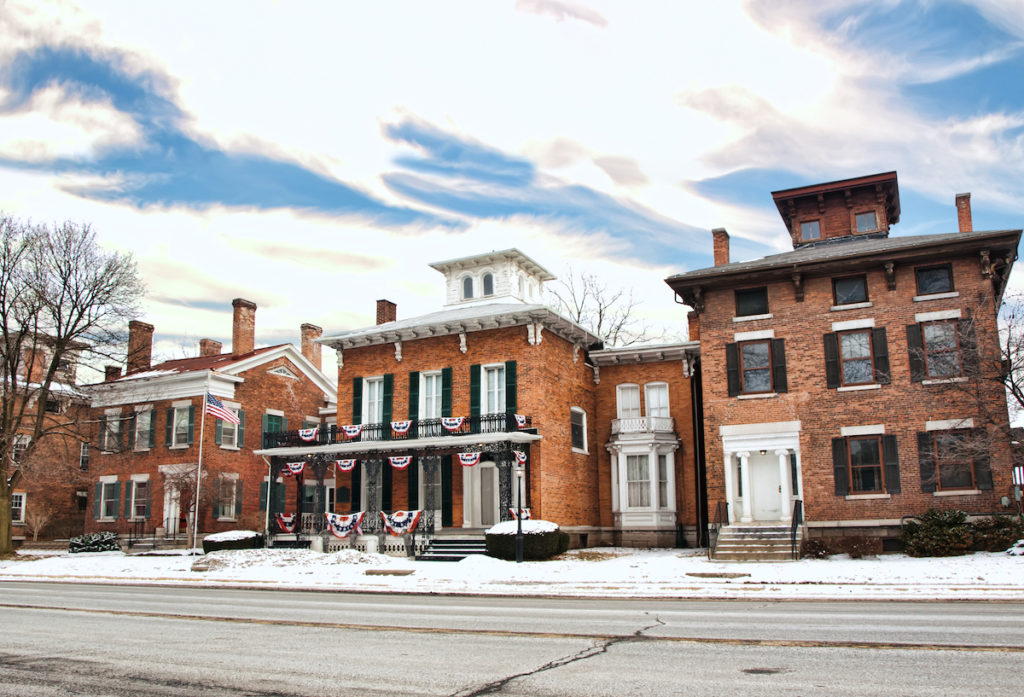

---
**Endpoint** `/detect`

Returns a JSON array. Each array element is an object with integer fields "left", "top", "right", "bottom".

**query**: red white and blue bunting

[
  {"left": 441, "top": 416, "right": 464, "bottom": 432},
  {"left": 341, "top": 424, "right": 363, "bottom": 439},
  {"left": 381, "top": 510, "right": 422, "bottom": 536},
  {"left": 458, "top": 452, "right": 481, "bottom": 467},
  {"left": 281, "top": 461, "right": 306, "bottom": 477},
  {"left": 509, "top": 507, "right": 532, "bottom": 520},
  {"left": 275, "top": 513, "right": 298, "bottom": 533},
  {"left": 325, "top": 511, "right": 365, "bottom": 538},
  {"left": 514, "top": 414, "right": 527, "bottom": 429},
  {"left": 513, "top": 450, "right": 527, "bottom": 464},
  {"left": 335, "top": 459, "right": 358, "bottom": 472},
  {"left": 388, "top": 455, "right": 413, "bottom": 470},
  {"left": 390, "top": 420, "right": 412, "bottom": 434},
  {"left": 298, "top": 426, "right": 319, "bottom": 442}
]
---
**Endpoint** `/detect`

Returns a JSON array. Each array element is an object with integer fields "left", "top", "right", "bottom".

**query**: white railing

[{"left": 611, "top": 416, "right": 675, "bottom": 435}]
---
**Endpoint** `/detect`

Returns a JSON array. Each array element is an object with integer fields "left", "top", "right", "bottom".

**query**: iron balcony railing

[
  {"left": 262, "top": 412, "right": 533, "bottom": 450},
  {"left": 610, "top": 416, "right": 675, "bottom": 435}
]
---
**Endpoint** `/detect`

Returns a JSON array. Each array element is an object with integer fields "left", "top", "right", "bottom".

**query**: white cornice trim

[{"left": 590, "top": 342, "right": 699, "bottom": 366}]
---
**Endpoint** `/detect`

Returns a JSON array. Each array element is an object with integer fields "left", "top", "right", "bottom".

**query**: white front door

[
  {"left": 463, "top": 461, "right": 500, "bottom": 528},
  {"left": 749, "top": 454, "right": 781, "bottom": 521}
]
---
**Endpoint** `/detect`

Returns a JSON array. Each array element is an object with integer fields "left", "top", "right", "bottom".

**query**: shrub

[
  {"left": 902, "top": 508, "right": 971, "bottom": 557},
  {"left": 485, "top": 521, "right": 569, "bottom": 561},
  {"left": 202, "top": 531, "right": 264, "bottom": 554},
  {"left": 800, "top": 538, "right": 831, "bottom": 559},
  {"left": 969, "top": 516, "right": 1024, "bottom": 552},
  {"left": 68, "top": 532, "right": 121, "bottom": 553}
]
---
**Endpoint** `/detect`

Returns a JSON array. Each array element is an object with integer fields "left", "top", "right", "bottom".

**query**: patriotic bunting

[
  {"left": 336, "top": 459, "right": 358, "bottom": 472},
  {"left": 514, "top": 414, "right": 527, "bottom": 428},
  {"left": 391, "top": 420, "right": 412, "bottom": 434},
  {"left": 458, "top": 452, "right": 481, "bottom": 467},
  {"left": 325, "top": 511, "right": 365, "bottom": 538},
  {"left": 275, "top": 513, "right": 298, "bottom": 533},
  {"left": 513, "top": 450, "right": 527, "bottom": 464},
  {"left": 388, "top": 455, "right": 413, "bottom": 470},
  {"left": 281, "top": 461, "right": 305, "bottom": 477},
  {"left": 341, "top": 424, "right": 363, "bottom": 439},
  {"left": 298, "top": 426, "right": 319, "bottom": 442},
  {"left": 509, "top": 507, "right": 532, "bottom": 520},
  {"left": 381, "top": 510, "right": 422, "bottom": 536},
  {"left": 441, "top": 416, "right": 464, "bottom": 432}
]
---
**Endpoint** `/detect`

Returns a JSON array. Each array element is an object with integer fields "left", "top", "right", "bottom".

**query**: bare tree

[
  {"left": 0, "top": 215, "right": 144, "bottom": 555},
  {"left": 23, "top": 501, "right": 56, "bottom": 542},
  {"left": 547, "top": 269, "right": 676, "bottom": 347}
]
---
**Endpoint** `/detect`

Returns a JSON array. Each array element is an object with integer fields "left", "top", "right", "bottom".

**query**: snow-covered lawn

[{"left": 2, "top": 546, "right": 1022, "bottom": 600}]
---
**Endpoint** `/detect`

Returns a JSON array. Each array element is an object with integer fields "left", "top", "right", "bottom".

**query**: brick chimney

[
  {"left": 231, "top": 298, "right": 257, "bottom": 356},
  {"left": 300, "top": 323, "right": 323, "bottom": 367},
  {"left": 712, "top": 228, "right": 730, "bottom": 266},
  {"left": 104, "top": 365, "right": 121, "bottom": 382},
  {"left": 199, "top": 338, "right": 223, "bottom": 357},
  {"left": 126, "top": 320, "right": 154, "bottom": 374},
  {"left": 956, "top": 192, "right": 972, "bottom": 233},
  {"left": 687, "top": 311, "right": 700, "bottom": 342},
  {"left": 376, "top": 299, "right": 397, "bottom": 325}
]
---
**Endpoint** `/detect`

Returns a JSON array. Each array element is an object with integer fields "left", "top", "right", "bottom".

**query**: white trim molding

[
  {"left": 915, "top": 309, "right": 961, "bottom": 322},
  {"left": 926, "top": 418, "right": 975, "bottom": 431},
  {"left": 840, "top": 424, "right": 885, "bottom": 436}
]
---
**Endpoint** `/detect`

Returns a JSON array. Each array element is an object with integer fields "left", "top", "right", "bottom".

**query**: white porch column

[
  {"left": 665, "top": 449, "right": 677, "bottom": 512},
  {"left": 648, "top": 444, "right": 659, "bottom": 511},
  {"left": 722, "top": 451, "right": 735, "bottom": 521},
  {"left": 776, "top": 449, "right": 792, "bottom": 523},
  {"left": 737, "top": 451, "right": 752, "bottom": 523},
  {"left": 607, "top": 445, "right": 621, "bottom": 513}
]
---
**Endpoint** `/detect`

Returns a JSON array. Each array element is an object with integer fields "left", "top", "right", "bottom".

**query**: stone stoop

[
  {"left": 416, "top": 537, "right": 488, "bottom": 562},
  {"left": 712, "top": 524, "right": 801, "bottom": 562}
]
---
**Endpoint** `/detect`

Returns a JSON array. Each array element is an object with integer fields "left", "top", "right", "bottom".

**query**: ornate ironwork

[{"left": 363, "top": 460, "right": 382, "bottom": 533}]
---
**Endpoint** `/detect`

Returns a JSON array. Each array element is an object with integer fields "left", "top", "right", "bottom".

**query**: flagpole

[{"left": 193, "top": 377, "right": 210, "bottom": 553}]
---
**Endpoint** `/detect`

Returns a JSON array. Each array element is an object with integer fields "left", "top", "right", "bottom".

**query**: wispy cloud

[
  {"left": 382, "top": 118, "right": 705, "bottom": 266},
  {"left": 0, "top": 45, "right": 457, "bottom": 229},
  {"left": 514, "top": 0, "right": 608, "bottom": 28}
]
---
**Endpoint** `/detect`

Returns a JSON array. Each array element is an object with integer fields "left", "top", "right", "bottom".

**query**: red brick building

[
  {"left": 83, "top": 299, "right": 335, "bottom": 540},
  {"left": 257, "top": 250, "right": 702, "bottom": 547},
  {"left": 667, "top": 172, "right": 1021, "bottom": 546}
]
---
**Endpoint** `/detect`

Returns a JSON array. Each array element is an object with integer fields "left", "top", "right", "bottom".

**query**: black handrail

[
  {"left": 790, "top": 499, "right": 803, "bottom": 560},
  {"left": 707, "top": 501, "right": 728, "bottom": 560},
  {"left": 263, "top": 412, "right": 532, "bottom": 449}
]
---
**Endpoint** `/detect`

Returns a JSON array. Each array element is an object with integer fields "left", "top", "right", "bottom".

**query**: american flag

[{"left": 206, "top": 393, "right": 240, "bottom": 424}]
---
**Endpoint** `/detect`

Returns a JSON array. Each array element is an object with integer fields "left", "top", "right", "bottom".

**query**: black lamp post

[{"left": 515, "top": 463, "right": 524, "bottom": 563}]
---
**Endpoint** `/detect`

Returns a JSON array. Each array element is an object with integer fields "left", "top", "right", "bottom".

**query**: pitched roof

[{"left": 118, "top": 345, "right": 285, "bottom": 380}]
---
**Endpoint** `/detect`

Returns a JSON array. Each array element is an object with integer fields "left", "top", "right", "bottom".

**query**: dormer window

[
  {"left": 462, "top": 276, "right": 474, "bottom": 299},
  {"left": 800, "top": 220, "right": 820, "bottom": 240},
  {"left": 482, "top": 273, "right": 494, "bottom": 296},
  {"left": 855, "top": 211, "right": 878, "bottom": 232}
]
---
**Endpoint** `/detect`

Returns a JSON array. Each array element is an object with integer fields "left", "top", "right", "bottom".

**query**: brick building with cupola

[
  {"left": 83, "top": 299, "right": 335, "bottom": 540},
  {"left": 256, "top": 250, "right": 702, "bottom": 548},
  {"left": 667, "top": 172, "right": 1020, "bottom": 552}
]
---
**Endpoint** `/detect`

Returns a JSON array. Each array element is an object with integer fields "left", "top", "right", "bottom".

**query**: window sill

[
  {"left": 738, "top": 392, "right": 778, "bottom": 400},
  {"left": 913, "top": 291, "right": 959, "bottom": 302},
  {"left": 571, "top": 447, "right": 588, "bottom": 455},
  {"left": 845, "top": 493, "right": 890, "bottom": 500},
  {"left": 837, "top": 384, "right": 881, "bottom": 392},
  {"left": 133, "top": 447, "right": 150, "bottom": 453},
  {"left": 217, "top": 516, "right": 238, "bottom": 522},
  {"left": 922, "top": 377, "right": 968, "bottom": 385},
  {"left": 933, "top": 489, "right": 980, "bottom": 497},
  {"left": 12, "top": 522, "right": 25, "bottom": 527},
  {"left": 169, "top": 444, "right": 190, "bottom": 450},
  {"left": 830, "top": 301, "right": 873, "bottom": 312},
  {"left": 220, "top": 445, "right": 240, "bottom": 451},
  {"left": 732, "top": 313, "right": 773, "bottom": 323}
]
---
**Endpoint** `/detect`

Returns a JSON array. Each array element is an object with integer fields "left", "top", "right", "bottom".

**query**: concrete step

[{"left": 416, "top": 537, "right": 487, "bottom": 562}]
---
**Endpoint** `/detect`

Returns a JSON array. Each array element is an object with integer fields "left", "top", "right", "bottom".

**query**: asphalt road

[{"left": 1, "top": 582, "right": 1022, "bottom": 696}]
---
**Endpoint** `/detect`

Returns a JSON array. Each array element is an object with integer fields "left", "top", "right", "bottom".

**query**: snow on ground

[{"left": 2, "top": 546, "right": 1023, "bottom": 600}]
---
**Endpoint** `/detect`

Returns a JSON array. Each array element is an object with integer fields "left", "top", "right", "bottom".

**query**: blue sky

[{"left": 1, "top": 0, "right": 1023, "bottom": 366}]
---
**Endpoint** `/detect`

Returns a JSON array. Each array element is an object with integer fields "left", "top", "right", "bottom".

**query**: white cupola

[{"left": 429, "top": 249, "right": 556, "bottom": 307}]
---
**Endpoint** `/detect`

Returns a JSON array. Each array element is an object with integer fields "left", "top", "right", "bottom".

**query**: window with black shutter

[{"left": 735, "top": 287, "right": 769, "bottom": 317}]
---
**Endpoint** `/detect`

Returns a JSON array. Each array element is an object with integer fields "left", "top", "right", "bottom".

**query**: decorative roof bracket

[
  {"left": 884, "top": 262, "right": 896, "bottom": 290},
  {"left": 980, "top": 249, "right": 992, "bottom": 279},
  {"left": 791, "top": 272, "right": 804, "bottom": 302}
]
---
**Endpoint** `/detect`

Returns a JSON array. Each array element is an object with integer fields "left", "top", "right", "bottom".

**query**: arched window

[
  {"left": 482, "top": 273, "right": 494, "bottom": 296},
  {"left": 462, "top": 276, "right": 474, "bottom": 299},
  {"left": 518, "top": 274, "right": 525, "bottom": 297}
]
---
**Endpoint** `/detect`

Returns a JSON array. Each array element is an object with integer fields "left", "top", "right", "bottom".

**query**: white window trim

[
  {"left": 933, "top": 489, "right": 981, "bottom": 497},
  {"left": 420, "top": 370, "right": 443, "bottom": 420},
  {"left": 830, "top": 301, "right": 873, "bottom": 312},
  {"left": 738, "top": 392, "right": 778, "bottom": 400},
  {"left": 171, "top": 399, "right": 192, "bottom": 408},
  {"left": 926, "top": 418, "right": 975, "bottom": 431},
  {"left": 913, "top": 291, "right": 959, "bottom": 302},
  {"left": 102, "top": 407, "right": 122, "bottom": 452},
  {"left": 481, "top": 363, "right": 506, "bottom": 415},
  {"left": 169, "top": 405, "right": 191, "bottom": 450},
  {"left": 643, "top": 382, "right": 670, "bottom": 418},
  {"left": 734, "top": 329, "right": 774, "bottom": 342},
  {"left": 480, "top": 268, "right": 495, "bottom": 297},
  {"left": 98, "top": 475, "right": 118, "bottom": 521},
  {"left": 616, "top": 383, "right": 641, "bottom": 419},
  {"left": 133, "top": 409, "right": 152, "bottom": 452},
  {"left": 570, "top": 407, "right": 588, "bottom": 454},
  {"left": 362, "top": 376, "right": 385, "bottom": 425},
  {"left": 732, "top": 313, "right": 773, "bottom": 323},
  {"left": 915, "top": 309, "right": 961, "bottom": 323},
  {"left": 832, "top": 318, "right": 875, "bottom": 331},
  {"left": 11, "top": 491, "right": 25, "bottom": 524},
  {"left": 923, "top": 376, "right": 969, "bottom": 385},
  {"left": 128, "top": 476, "right": 149, "bottom": 520},
  {"left": 265, "top": 408, "right": 285, "bottom": 417},
  {"left": 837, "top": 384, "right": 881, "bottom": 392},
  {"left": 217, "top": 472, "right": 240, "bottom": 521},
  {"left": 841, "top": 424, "right": 885, "bottom": 436},
  {"left": 460, "top": 274, "right": 475, "bottom": 300}
]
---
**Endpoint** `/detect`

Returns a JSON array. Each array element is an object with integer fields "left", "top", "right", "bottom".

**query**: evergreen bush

[
  {"left": 485, "top": 527, "right": 569, "bottom": 561},
  {"left": 800, "top": 538, "right": 831, "bottom": 559},
  {"left": 969, "top": 515, "right": 1024, "bottom": 552},
  {"left": 68, "top": 532, "right": 121, "bottom": 553},
  {"left": 901, "top": 509, "right": 971, "bottom": 557},
  {"left": 202, "top": 532, "right": 264, "bottom": 554}
]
